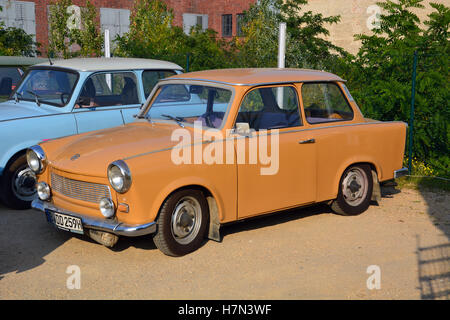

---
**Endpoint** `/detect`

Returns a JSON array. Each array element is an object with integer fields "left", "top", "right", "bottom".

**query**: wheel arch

[
  {"left": 332, "top": 160, "right": 380, "bottom": 202},
  {"left": 153, "top": 183, "right": 223, "bottom": 242}
]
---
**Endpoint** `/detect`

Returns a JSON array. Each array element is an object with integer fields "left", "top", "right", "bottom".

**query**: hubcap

[
  {"left": 13, "top": 167, "right": 37, "bottom": 201},
  {"left": 342, "top": 167, "right": 368, "bottom": 207},
  {"left": 171, "top": 196, "right": 202, "bottom": 245}
]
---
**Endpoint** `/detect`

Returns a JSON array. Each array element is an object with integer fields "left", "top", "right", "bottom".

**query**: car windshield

[
  {"left": 13, "top": 69, "right": 78, "bottom": 107},
  {"left": 145, "top": 83, "right": 233, "bottom": 129}
]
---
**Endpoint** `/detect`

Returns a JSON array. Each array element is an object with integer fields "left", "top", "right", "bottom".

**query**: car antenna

[{"left": 48, "top": 54, "right": 53, "bottom": 66}]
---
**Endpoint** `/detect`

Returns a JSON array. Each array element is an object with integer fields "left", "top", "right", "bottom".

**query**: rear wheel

[
  {"left": 0, "top": 154, "right": 36, "bottom": 210},
  {"left": 331, "top": 164, "right": 373, "bottom": 216},
  {"left": 153, "top": 189, "right": 209, "bottom": 256}
]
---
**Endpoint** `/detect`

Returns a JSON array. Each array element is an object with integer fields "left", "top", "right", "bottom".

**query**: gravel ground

[{"left": 0, "top": 186, "right": 448, "bottom": 300}]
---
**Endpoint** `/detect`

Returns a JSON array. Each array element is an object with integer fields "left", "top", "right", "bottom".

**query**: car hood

[
  {"left": 0, "top": 101, "right": 54, "bottom": 121},
  {"left": 48, "top": 122, "right": 187, "bottom": 177}
]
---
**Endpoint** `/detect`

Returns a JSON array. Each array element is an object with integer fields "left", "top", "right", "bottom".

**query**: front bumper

[
  {"left": 394, "top": 167, "right": 409, "bottom": 179},
  {"left": 32, "top": 199, "right": 156, "bottom": 237}
]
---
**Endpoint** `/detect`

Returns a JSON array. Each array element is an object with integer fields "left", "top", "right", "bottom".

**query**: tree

[
  {"left": 114, "top": 0, "right": 187, "bottom": 65},
  {"left": 232, "top": 0, "right": 346, "bottom": 69},
  {"left": 48, "top": 0, "right": 103, "bottom": 58},
  {"left": 343, "top": 0, "right": 449, "bottom": 177}
]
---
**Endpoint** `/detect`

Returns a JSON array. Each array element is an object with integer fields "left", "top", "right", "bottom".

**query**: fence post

[
  {"left": 186, "top": 53, "right": 190, "bottom": 72},
  {"left": 408, "top": 51, "right": 418, "bottom": 175}
]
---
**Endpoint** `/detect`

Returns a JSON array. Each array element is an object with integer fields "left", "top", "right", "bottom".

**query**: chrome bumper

[
  {"left": 394, "top": 167, "right": 409, "bottom": 179},
  {"left": 31, "top": 199, "right": 156, "bottom": 237}
]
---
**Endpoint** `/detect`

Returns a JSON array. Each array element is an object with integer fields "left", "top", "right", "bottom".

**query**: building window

[
  {"left": 182, "top": 13, "right": 208, "bottom": 34},
  {"left": 100, "top": 8, "right": 130, "bottom": 45},
  {"left": 222, "top": 14, "right": 232, "bottom": 37},
  {"left": 0, "top": 0, "right": 36, "bottom": 37},
  {"left": 236, "top": 13, "right": 245, "bottom": 37}
]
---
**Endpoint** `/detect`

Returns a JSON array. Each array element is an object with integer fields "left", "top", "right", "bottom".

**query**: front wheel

[
  {"left": 0, "top": 154, "right": 37, "bottom": 210},
  {"left": 153, "top": 189, "right": 209, "bottom": 256},
  {"left": 331, "top": 164, "right": 373, "bottom": 216}
]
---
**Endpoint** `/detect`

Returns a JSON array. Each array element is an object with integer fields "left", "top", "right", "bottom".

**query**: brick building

[{"left": 0, "top": 0, "right": 256, "bottom": 55}]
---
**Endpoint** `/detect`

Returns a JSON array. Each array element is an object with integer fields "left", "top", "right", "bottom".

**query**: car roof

[
  {"left": 165, "top": 68, "right": 345, "bottom": 86},
  {"left": 0, "top": 56, "right": 47, "bottom": 67},
  {"left": 34, "top": 57, "right": 184, "bottom": 72}
]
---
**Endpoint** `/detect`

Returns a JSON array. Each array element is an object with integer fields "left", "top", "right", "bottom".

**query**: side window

[
  {"left": 76, "top": 72, "right": 139, "bottom": 108},
  {"left": 301, "top": 83, "right": 354, "bottom": 124},
  {"left": 142, "top": 70, "right": 176, "bottom": 98},
  {"left": 235, "top": 86, "right": 302, "bottom": 131}
]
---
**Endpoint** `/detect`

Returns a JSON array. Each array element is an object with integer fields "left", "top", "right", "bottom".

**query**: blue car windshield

[
  {"left": 146, "top": 84, "right": 233, "bottom": 129},
  {"left": 14, "top": 69, "right": 78, "bottom": 107}
]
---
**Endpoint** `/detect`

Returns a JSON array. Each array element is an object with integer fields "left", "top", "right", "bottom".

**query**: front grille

[{"left": 51, "top": 172, "right": 111, "bottom": 204}]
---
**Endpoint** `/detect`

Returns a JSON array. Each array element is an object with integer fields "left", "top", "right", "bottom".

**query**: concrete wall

[{"left": 303, "top": 0, "right": 449, "bottom": 54}]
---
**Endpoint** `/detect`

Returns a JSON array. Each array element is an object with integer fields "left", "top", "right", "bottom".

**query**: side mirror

[{"left": 233, "top": 122, "right": 251, "bottom": 136}]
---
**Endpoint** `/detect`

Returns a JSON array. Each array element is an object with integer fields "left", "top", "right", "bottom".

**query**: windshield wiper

[
  {"left": 26, "top": 90, "right": 41, "bottom": 106},
  {"left": 161, "top": 114, "right": 185, "bottom": 128},
  {"left": 14, "top": 92, "right": 22, "bottom": 103}
]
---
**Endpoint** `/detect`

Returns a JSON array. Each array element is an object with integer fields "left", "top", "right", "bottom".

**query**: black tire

[
  {"left": 331, "top": 164, "right": 373, "bottom": 216},
  {"left": 0, "top": 154, "right": 36, "bottom": 210},
  {"left": 153, "top": 189, "right": 209, "bottom": 256}
]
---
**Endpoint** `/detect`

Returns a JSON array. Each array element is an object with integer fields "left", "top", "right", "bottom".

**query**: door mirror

[{"left": 234, "top": 122, "right": 251, "bottom": 136}]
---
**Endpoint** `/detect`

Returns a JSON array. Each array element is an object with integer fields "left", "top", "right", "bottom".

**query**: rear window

[
  {"left": 301, "top": 82, "right": 354, "bottom": 124},
  {"left": 142, "top": 70, "right": 177, "bottom": 98}
]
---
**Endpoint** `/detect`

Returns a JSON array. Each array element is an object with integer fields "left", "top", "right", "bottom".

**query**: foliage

[
  {"left": 0, "top": 5, "right": 39, "bottom": 56},
  {"left": 341, "top": 0, "right": 449, "bottom": 178},
  {"left": 183, "top": 26, "right": 232, "bottom": 71},
  {"left": 231, "top": 0, "right": 346, "bottom": 69},
  {"left": 114, "top": 0, "right": 187, "bottom": 66},
  {"left": 71, "top": 0, "right": 103, "bottom": 57},
  {"left": 114, "top": 0, "right": 231, "bottom": 71},
  {"left": 48, "top": 0, "right": 103, "bottom": 58}
]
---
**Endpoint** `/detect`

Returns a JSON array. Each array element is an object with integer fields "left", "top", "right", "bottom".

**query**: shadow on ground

[
  {"left": 221, "top": 203, "right": 331, "bottom": 239},
  {"left": 385, "top": 180, "right": 449, "bottom": 300},
  {"left": 0, "top": 203, "right": 71, "bottom": 280},
  {"left": 416, "top": 180, "right": 450, "bottom": 300}
]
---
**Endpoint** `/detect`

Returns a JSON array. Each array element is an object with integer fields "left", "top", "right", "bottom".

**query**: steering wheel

[
  {"left": 204, "top": 112, "right": 214, "bottom": 128},
  {"left": 60, "top": 92, "right": 70, "bottom": 105}
]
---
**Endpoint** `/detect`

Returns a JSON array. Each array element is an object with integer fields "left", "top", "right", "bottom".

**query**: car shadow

[
  {"left": 0, "top": 203, "right": 71, "bottom": 281},
  {"left": 220, "top": 203, "right": 332, "bottom": 240}
]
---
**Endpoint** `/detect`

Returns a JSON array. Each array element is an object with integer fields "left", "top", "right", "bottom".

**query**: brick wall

[
  {"left": 19, "top": 0, "right": 254, "bottom": 52},
  {"left": 166, "top": 0, "right": 255, "bottom": 37},
  {"left": 31, "top": 0, "right": 134, "bottom": 53}
]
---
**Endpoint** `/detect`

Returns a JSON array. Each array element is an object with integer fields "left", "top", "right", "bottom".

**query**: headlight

[
  {"left": 99, "top": 197, "right": 115, "bottom": 218},
  {"left": 27, "top": 145, "right": 47, "bottom": 174},
  {"left": 107, "top": 160, "right": 132, "bottom": 193},
  {"left": 36, "top": 182, "right": 51, "bottom": 201}
]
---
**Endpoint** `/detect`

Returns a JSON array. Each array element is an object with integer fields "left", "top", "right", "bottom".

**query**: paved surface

[{"left": 0, "top": 186, "right": 449, "bottom": 299}]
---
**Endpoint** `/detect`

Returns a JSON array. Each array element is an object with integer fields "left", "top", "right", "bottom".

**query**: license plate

[{"left": 46, "top": 210, "right": 84, "bottom": 234}]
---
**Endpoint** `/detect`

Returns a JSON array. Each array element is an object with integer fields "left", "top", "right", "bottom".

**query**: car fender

[{"left": 149, "top": 176, "right": 227, "bottom": 223}]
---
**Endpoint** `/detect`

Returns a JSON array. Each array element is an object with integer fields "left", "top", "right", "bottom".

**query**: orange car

[{"left": 29, "top": 68, "right": 408, "bottom": 256}]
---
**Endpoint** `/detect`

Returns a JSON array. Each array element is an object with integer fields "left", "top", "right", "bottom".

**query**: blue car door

[{"left": 73, "top": 71, "right": 141, "bottom": 133}]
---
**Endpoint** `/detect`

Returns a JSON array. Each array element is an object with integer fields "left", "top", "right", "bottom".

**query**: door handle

[{"left": 298, "top": 138, "right": 315, "bottom": 144}]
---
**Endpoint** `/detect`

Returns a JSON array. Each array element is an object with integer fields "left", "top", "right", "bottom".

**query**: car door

[
  {"left": 73, "top": 71, "right": 140, "bottom": 133},
  {"left": 234, "top": 85, "right": 316, "bottom": 219}
]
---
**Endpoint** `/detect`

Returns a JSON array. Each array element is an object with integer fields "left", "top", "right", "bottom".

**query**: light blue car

[{"left": 0, "top": 57, "right": 183, "bottom": 209}]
